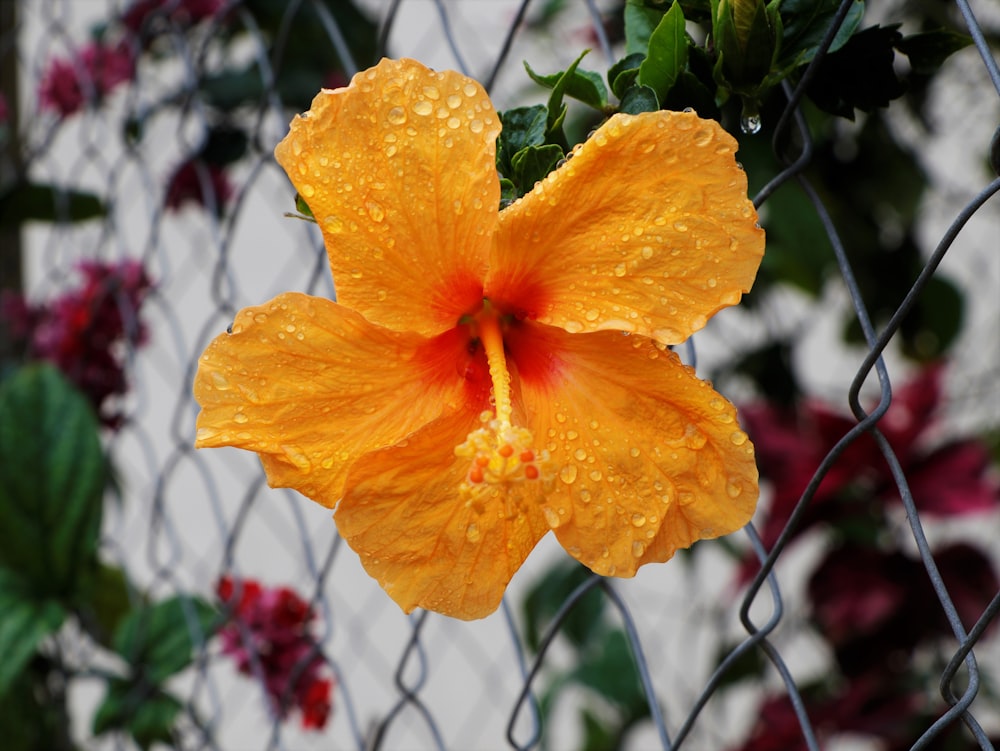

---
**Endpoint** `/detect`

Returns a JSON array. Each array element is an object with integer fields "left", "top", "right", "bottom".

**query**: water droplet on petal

[
  {"left": 559, "top": 464, "right": 578, "bottom": 485},
  {"left": 730, "top": 431, "right": 748, "bottom": 446},
  {"left": 631, "top": 513, "right": 646, "bottom": 527},
  {"left": 300, "top": 184, "right": 315, "bottom": 198},
  {"left": 726, "top": 479, "right": 743, "bottom": 498},
  {"left": 632, "top": 541, "right": 646, "bottom": 558},
  {"left": 543, "top": 507, "right": 562, "bottom": 528},
  {"left": 465, "top": 523, "right": 481, "bottom": 543},
  {"left": 211, "top": 372, "right": 230, "bottom": 390},
  {"left": 233, "top": 411, "right": 248, "bottom": 424},
  {"left": 366, "top": 201, "right": 385, "bottom": 222},
  {"left": 412, "top": 100, "right": 433, "bottom": 116},
  {"left": 386, "top": 106, "right": 406, "bottom": 125}
]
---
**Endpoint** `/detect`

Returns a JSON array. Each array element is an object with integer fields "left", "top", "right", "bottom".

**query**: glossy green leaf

[
  {"left": 895, "top": 29, "right": 972, "bottom": 75},
  {"left": 0, "top": 183, "right": 106, "bottom": 227},
  {"left": 624, "top": 0, "right": 665, "bottom": 56},
  {"left": 778, "top": 0, "right": 864, "bottom": 69},
  {"left": 496, "top": 105, "right": 548, "bottom": 176},
  {"left": 92, "top": 679, "right": 182, "bottom": 750},
  {"left": 619, "top": 84, "right": 660, "bottom": 114},
  {"left": 522, "top": 561, "right": 605, "bottom": 653},
  {"left": 511, "top": 144, "right": 565, "bottom": 196},
  {"left": 569, "top": 630, "right": 648, "bottom": 715},
  {"left": 638, "top": 0, "right": 689, "bottom": 100},
  {"left": 0, "top": 365, "right": 105, "bottom": 597},
  {"left": 294, "top": 192, "right": 315, "bottom": 219},
  {"left": 113, "top": 596, "right": 218, "bottom": 684},
  {"left": 79, "top": 564, "right": 134, "bottom": 649},
  {"left": 0, "top": 568, "right": 66, "bottom": 696},
  {"left": 537, "top": 50, "right": 591, "bottom": 144},
  {"left": 608, "top": 52, "right": 647, "bottom": 99},
  {"left": 523, "top": 59, "right": 608, "bottom": 110}
]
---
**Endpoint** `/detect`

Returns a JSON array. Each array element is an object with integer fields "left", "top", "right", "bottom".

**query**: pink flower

[
  {"left": 216, "top": 576, "right": 334, "bottom": 730},
  {"left": 740, "top": 364, "right": 998, "bottom": 579},
  {"left": 2, "top": 259, "right": 153, "bottom": 427},
  {"left": 38, "top": 41, "right": 136, "bottom": 117},
  {"left": 164, "top": 159, "right": 233, "bottom": 214}
]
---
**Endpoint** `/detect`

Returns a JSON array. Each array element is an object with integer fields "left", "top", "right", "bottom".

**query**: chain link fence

[{"left": 2, "top": 0, "right": 999, "bottom": 749}]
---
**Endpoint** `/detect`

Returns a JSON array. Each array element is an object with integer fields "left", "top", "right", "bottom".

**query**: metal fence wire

[{"left": 1, "top": 0, "right": 999, "bottom": 749}]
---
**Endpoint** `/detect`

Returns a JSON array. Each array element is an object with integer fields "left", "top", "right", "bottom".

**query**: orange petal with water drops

[
  {"left": 194, "top": 292, "right": 488, "bottom": 508},
  {"left": 489, "top": 111, "right": 764, "bottom": 345},
  {"left": 274, "top": 58, "right": 502, "bottom": 337},
  {"left": 336, "top": 411, "right": 550, "bottom": 620},
  {"left": 507, "top": 322, "right": 758, "bottom": 577}
]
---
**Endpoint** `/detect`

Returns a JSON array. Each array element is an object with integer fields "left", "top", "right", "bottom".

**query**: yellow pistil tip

[{"left": 456, "top": 411, "right": 551, "bottom": 511}]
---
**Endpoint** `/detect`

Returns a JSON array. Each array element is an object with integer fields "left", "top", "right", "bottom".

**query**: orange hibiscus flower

[{"left": 194, "top": 58, "right": 764, "bottom": 620}]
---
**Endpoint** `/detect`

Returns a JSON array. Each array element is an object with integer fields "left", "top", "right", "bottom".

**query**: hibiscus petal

[
  {"left": 335, "top": 411, "right": 550, "bottom": 620},
  {"left": 194, "top": 292, "right": 487, "bottom": 507},
  {"left": 489, "top": 111, "right": 764, "bottom": 344},
  {"left": 507, "top": 322, "right": 758, "bottom": 577},
  {"left": 274, "top": 58, "right": 502, "bottom": 336}
]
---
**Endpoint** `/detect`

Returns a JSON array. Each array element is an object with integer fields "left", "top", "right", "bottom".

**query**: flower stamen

[{"left": 455, "top": 306, "right": 551, "bottom": 512}]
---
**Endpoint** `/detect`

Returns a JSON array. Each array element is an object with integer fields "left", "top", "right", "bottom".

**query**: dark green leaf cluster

[
  {"left": 522, "top": 562, "right": 650, "bottom": 751},
  {"left": 0, "top": 366, "right": 217, "bottom": 750}
]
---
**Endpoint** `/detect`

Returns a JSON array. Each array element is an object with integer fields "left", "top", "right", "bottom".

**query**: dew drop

[
  {"left": 366, "top": 200, "right": 385, "bottom": 222},
  {"left": 386, "top": 106, "right": 406, "bottom": 125},
  {"left": 632, "top": 541, "right": 646, "bottom": 558},
  {"left": 563, "top": 320, "right": 584, "bottom": 333},
  {"left": 463, "top": 82, "right": 478, "bottom": 97},
  {"left": 629, "top": 447, "right": 640, "bottom": 458},
  {"left": 446, "top": 93, "right": 462, "bottom": 109},
  {"left": 740, "top": 111, "right": 762, "bottom": 135},
  {"left": 446, "top": 116, "right": 461, "bottom": 130},
  {"left": 574, "top": 448, "right": 588, "bottom": 461},
  {"left": 253, "top": 313, "right": 267, "bottom": 323},
  {"left": 589, "top": 469, "right": 603, "bottom": 482},
  {"left": 559, "top": 464, "right": 578, "bottom": 485},
  {"left": 584, "top": 308, "right": 600, "bottom": 322},
  {"left": 210, "top": 372, "right": 230, "bottom": 390},
  {"left": 613, "top": 263, "right": 627, "bottom": 277},
  {"left": 325, "top": 215, "right": 345, "bottom": 233},
  {"left": 543, "top": 507, "right": 562, "bottom": 528},
  {"left": 233, "top": 411, "right": 248, "bottom": 424},
  {"left": 631, "top": 513, "right": 646, "bottom": 528},
  {"left": 300, "top": 184, "right": 315, "bottom": 198},
  {"left": 412, "top": 100, "right": 433, "bottom": 116},
  {"left": 726, "top": 480, "right": 743, "bottom": 498},
  {"left": 465, "top": 523, "right": 481, "bottom": 543},
  {"left": 730, "top": 431, "right": 748, "bottom": 446}
]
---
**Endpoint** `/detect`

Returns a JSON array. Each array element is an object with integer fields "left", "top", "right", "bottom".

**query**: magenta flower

[
  {"left": 164, "top": 158, "right": 233, "bottom": 214},
  {"left": 2, "top": 259, "right": 152, "bottom": 427},
  {"left": 38, "top": 41, "right": 135, "bottom": 117},
  {"left": 216, "top": 576, "right": 333, "bottom": 730},
  {"left": 741, "top": 364, "right": 999, "bottom": 573}
]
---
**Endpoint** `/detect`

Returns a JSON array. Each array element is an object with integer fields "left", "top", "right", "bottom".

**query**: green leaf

[
  {"left": 511, "top": 144, "right": 565, "bottom": 195},
  {"left": 499, "top": 178, "right": 517, "bottom": 207},
  {"left": 295, "top": 192, "right": 315, "bottom": 219},
  {"left": 712, "top": 0, "right": 780, "bottom": 92},
  {"left": 608, "top": 52, "right": 647, "bottom": 99},
  {"left": 497, "top": 105, "right": 548, "bottom": 176},
  {"left": 523, "top": 59, "right": 608, "bottom": 110},
  {"left": 0, "top": 365, "right": 106, "bottom": 597},
  {"left": 570, "top": 630, "right": 648, "bottom": 715},
  {"left": 807, "top": 25, "right": 905, "bottom": 119},
  {"left": 778, "top": 0, "right": 865, "bottom": 69},
  {"left": 0, "top": 568, "right": 66, "bottom": 697},
  {"left": 522, "top": 561, "right": 605, "bottom": 653},
  {"left": 93, "top": 679, "right": 182, "bottom": 750},
  {"left": 895, "top": 29, "right": 972, "bottom": 76},
  {"left": 0, "top": 182, "right": 106, "bottom": 227},
  {"left": 113, "top": 596, "right": 218, "bottom": 684},
  {"left": 619, "top": 84, "right": 660, "bottom": 114},
  {"left": 638, "top": 0, "right": 689, "bottom": 101},
  {"left": 78, "top": 564, "right": 133, "bottom": 649},
  {"left": 537, "top": 50, "right": 592, "bottom": 144},
  {"left": 580, "top": 708, "right": 618, "bottom": 751},
  {"left": 625, "top": 0, "right": 665, "bottom": 56}
]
